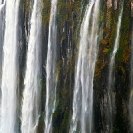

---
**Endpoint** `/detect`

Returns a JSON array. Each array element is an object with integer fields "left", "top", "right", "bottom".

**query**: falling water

[
  {"left": 0, "top": 0, "right": 4, "bottom": 86},
  {"left": 0, "top": 0, "right": 4, "bottom": 45},
  {"left": 0, "top": 0, "right": 4, "bottom": 126},
  {"left": 70, "top": 0, "right": 100, "bottom": 132},
  {"left": 107, "top": 4, "right": 123, "bottom": 132},
  {"left": 44, "top": 0, "right": 58, "bottom": 132},
  {"left": 0, "top": 0, "right": 20, "bottom": 133},
  {"left": 21, "top": 0, "right": 42, "bottom": 132},
  {"left": 0, "top": 3, "right": 4, "bottom": 46},
  {"left": 0, "top": 0, "right": 3, "bottom": 5}
]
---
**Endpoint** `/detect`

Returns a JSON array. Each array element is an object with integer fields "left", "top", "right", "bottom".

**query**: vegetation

[{"left": 19, "top": 0, "right": 132, "bottom": 132}]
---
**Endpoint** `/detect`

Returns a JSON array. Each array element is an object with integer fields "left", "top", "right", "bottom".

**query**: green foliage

[{"left": 103, "top": 48, "right": 112, "bottom": 54}]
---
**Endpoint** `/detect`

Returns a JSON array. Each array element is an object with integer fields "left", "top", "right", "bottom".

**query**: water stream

[
  {"left": 0, "top": 0, "right": 20, "bottom": 132},
  {"left": 107, "top": 4, "right": 123, "bottom": 132},
  {"left": 21, "top": 0, "right": 42, "bottom": 132},
  {"left": 70, "top": 0, "right": 100, "bottom": 132},
  {"left": 44, "top": 0, "right": 58, "bottom": 132}
]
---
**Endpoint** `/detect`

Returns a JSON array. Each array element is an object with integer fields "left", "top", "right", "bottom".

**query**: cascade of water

[
  {"left": 0, "top": 0, "right": 4, "bottom": 87},
  {"left": 0, "top": 0, "right": 20, "bottom": 133},
  {"left": 0, "top": 2, "right": 4, "bottom": 11},
  {"left": 107, "top": 4, "right": 123, "bottom": 132},
  {"left": 70, "top": 0, "right": 100, "bottom": 132},
  {"left": 0, "top": 4, "right": 4, "bottom": 44},
  {"left": 21, "top": 0, "right": 42, "bottom": 133},
  {"left": 0, "top": 0, "right": 4, "bottom": 127},
  {"left": 44, "top": 0, "right": 58, "bottom": 132}
]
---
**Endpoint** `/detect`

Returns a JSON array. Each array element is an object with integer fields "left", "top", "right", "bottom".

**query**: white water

[
  {"left": 0, "top": 3, "right": 4, "bottom": 45},
  {"left": 21, "top": 0, "right": 42, "bottom": 132},
  {"left": 70, "top": 0, "right": 100, "bottom": 132},
  {"left": 0, "top": 0, "right": 5, "bottom": 127},
  {"left": 107, "top": 5, "right": 123, "bottom": 132},
  {"left": 0, "top": 1, "right": 4, "bottom": 86},
  {"left": 0, "top": 0, "right": 20, "bottom": 133},
  {"left": 44, "top": 0, "right": 58, "bottom": 132}
]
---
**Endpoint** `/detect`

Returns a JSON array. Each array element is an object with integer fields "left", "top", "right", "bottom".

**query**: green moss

[
  {"left": 42, "top": 0, "right": 51, "bottom": 24},
  {"left": 116, "top": 1, "right": 131, "bottom": 63},
  {"left": 59, "top": 111, "right": 70, "bottom": 133}
]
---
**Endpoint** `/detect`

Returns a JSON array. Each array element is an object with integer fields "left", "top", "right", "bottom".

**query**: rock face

[
  {"left": 94, "top": 1, "right": 131, "bottom": 132},
  {"left": 0, "top": 0, "right": 133, "bottom": 132}
]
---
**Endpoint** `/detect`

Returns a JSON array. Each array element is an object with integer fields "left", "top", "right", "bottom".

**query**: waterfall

[
  {"left": 0, "top": 0, "right": 4, "bottom": 126},
  {"left": 107, "top": 4, "right": 123, "bottom": 132},
  {"left": 0, "top": 3, "right": 4, "bottom": 48},
  {"left": 0, "top": 0, "right": 4, "bottom": 87},
  {"left": 44, "top": 0, "right": 58, "bottom": 132},
  {"left": 0, "top": 1, "right": 4, "bottom": 45},
  {"left": 0, "top": 0, "right": 20, "bottom": 132},
  {"left": 70, "top": 0, "right": 100, "bottom": 132},
  {"left": 21, "top": 0, "right": 42, "bottom": 132}
]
